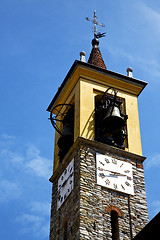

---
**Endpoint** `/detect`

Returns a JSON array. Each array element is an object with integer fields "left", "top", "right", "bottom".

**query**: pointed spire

[
  {"left": 86, "top": 11, "right": 107, "bottom": 69},
  {"left": 88, "top": 38, "right": 107, "bottom": 69}
]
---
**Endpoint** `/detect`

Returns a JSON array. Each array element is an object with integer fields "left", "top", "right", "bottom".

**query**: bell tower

[{"left": 48, "top": 12, "right": 149, "bottom": 240}]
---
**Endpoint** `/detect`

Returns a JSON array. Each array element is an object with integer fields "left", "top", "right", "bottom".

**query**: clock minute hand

[{"left": 109, "top": 171, "right": 126, "bottom": 177}]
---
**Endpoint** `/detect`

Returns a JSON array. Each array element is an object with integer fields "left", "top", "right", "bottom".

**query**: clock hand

[
  {"left": 108, "top": 171, "right": 133, "bottom": 180},
  {"left": 60, "top": 172, "right": 73, "bottom": 189},
  {"left": 62, "top": 179, "right": 68, "bottom": 188},
  {"left": 109, "top": 171, "right": 127, "bottom": 177},
  {"left": 98, "top": 168, "right": 126, "bottom": 175}
]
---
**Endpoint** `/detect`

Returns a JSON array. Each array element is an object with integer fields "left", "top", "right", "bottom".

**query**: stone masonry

[{"left": 50, "top": 137, "right": 149, "bottom": 240}]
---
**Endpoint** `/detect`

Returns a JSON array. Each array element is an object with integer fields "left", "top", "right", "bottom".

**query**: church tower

[{"left": 47, "top": 12, "right": 149, "bottom": 240}]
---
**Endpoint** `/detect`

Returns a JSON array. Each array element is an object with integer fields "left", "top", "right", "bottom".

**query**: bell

[
  {"left": 58, "top": 124, "right": 74, "bottom": 150},
  {"left": 58, "top": 124, "right": 74, "bottom": 162},
  {"left": 58, "top": 106, "right": 74, "bottom": 152},
  {"left": 102, "top": 105, "right": 125, "bottom": 133}
]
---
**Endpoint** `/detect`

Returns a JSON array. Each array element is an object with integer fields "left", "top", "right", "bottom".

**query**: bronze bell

[
  {"left": 58, "top": 124, "right": 74, "bottom": 150},
  {"left": 57, "top": 106, "right": 74, "bottom": 157},
  {"left": 102, "top": 105, "right": 126, "bottom": 133}
]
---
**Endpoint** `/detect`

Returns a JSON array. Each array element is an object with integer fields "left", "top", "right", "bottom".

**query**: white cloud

[
  {"left": 1, "top": 133, "right": 16, "bottom": 140},
  {"left": 106, "top": 44, "right": 134, "bottom": 62},
  {"left": 16, "top": 213, "right": 48, "bottom": 236},
  {"left": 0, "top": 133, "right": 52, "bottom": 207},
  {"left": 18, "top": 213, "right": 44, "bottom": 225},
  {"left": 103, "top": 2, "right": 160, "bottom": 81},
  {"left": 16, "top": 201, "right": 50, "bottom": 238},
  {"left": 0, "top": 148, "right": 25, "bottom": 165},
  {"left": 0, "top": 180, "right": 21, "bottom": 202},
  {"left": 106, "top": 43, "right": 160, "bottom": 79},
  {"left": 30, "top": 201, "right": 51, "bottom": 217},
  {"left": 151, "top": 200, "right": 160, "bottom": 215},
  {"left": 144, "top": 153, "right": 160, "bottom": 169},
  {"left": 25, "top": 157, "right": 52, "bottom": 178},
  {"left": 0, "top": 135, "right": 24, "bottom": 166},
  {"left": 0, "top": 134, "right": 52, "bottom": 179},
  {"left": 25, "top": 145, "right": 52, "bottom": 179},
  {"left": 139, "top": 3, "right": 160, "bottom": 31},
  {"left": 26, "top": 144, "right": 40, "bottom": 159}
]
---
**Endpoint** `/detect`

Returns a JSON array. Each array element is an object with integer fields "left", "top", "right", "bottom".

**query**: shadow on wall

[{"left": 80, "top": 110, "right": 95, "bottom": 141}]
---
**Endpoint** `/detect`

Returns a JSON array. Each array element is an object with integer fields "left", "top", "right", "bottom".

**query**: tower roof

[{"left": 88, "top": 38, "right": 107, "bottom": 69}]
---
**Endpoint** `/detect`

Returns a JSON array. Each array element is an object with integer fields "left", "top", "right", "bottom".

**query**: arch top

[{"left": 105, "top": 205, "right": 123, "bottom": 217}]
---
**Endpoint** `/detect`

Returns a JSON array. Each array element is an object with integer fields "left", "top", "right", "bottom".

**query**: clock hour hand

[
  {"left": 61, "top": 172, "right": 73, "bottom": 188},
  {"left": 62, "top": 179, "right": 68, "bottom": 188}
]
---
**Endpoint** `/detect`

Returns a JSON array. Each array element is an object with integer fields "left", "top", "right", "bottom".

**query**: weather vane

[{"left": 86, "top": 10, "right": 106, "bottom": 39}]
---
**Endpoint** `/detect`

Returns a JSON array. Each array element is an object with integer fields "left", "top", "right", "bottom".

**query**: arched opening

[
  {"left": 63, "top": 222, "right": 67, "bottom": 240},
  {"left": 111, "top": 210, "right": 119, "bottom": 240}
]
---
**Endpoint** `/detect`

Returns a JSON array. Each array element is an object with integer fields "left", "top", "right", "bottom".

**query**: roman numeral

[
  {"left": 120, "top": 163, "right": 124, "bottom": 168},
  {"left": 125, "top": 181, "right": 131, "bottom": 187},
  {"left": 105, "top": 179, "right": 110, "bottom": 185},
  {"left": 64, "top": 193, "right": 67, "bottom": 200},
  {"left": 121, "top": 184, "right": 125, "bottom": 190},
  {"left": 98, "top": 167, "right": 104, "bottom": 171},
  {"left": 105, "top": 158, "right": 110, "bottom": 163},
  {"left": 99, "top": 173, "right": 105, "bottom": 178},
  {"left": 113, "top": 183, "right": 118, "bottom": 189},
  {"left": 99, "top": 161, "right": 105, "bottom": 166},
  {"left": 112, "top": 159, "right": 117, "bottom": 165}
]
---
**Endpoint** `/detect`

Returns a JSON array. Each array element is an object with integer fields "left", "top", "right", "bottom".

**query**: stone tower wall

[
  {"left": 78, "top": 142, "right": 149, "bottom": 240},
  {"left": 50, "top": 138, "right": 149, "bottom": 240},
  {"left": 50, "top": 149, "right": 80, "bottom": 240}
]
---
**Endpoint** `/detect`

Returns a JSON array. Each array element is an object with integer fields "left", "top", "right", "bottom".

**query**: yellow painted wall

[
  {"left": 52, "top": 65, "right": 143, "bottom": 173},
  {"left": 53, "top": 80, "right": 80, "bottom": 173},
  {"left": 78, "top": 78, "right": 142, "bottom": 155}
]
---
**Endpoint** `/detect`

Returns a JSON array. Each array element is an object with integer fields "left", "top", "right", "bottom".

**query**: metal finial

[
  {"left": 127, "top": 67, "right": 133, "bottom": 78},
  {"left": 80, "top": 51, "right": 86, "bottom": 62},
  {"left": 86, "top": 10, "right": 106, "bottom": 39}
]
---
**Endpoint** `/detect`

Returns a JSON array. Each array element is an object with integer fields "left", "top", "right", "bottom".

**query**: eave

[{"left": 47, "top": 60, "right": 147, "bottom": 112}]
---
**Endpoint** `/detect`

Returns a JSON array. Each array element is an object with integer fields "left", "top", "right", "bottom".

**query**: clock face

[
  {"left": 57, "top": 158, "right": 74, "bottom": 210},
  {"left": 96, "top": 153, "right": 134, "bottom": 195}
]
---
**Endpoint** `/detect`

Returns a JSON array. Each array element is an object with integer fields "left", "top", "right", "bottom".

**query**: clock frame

[
  {"left": 57, "top": 158, "right": 74, "bottom": 210},
  {"left": 96, "top": 153, "right": 134, "bottom": 195}
]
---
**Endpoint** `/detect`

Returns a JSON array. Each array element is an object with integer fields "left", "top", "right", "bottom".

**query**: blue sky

[{"left": 0, "top": 0, "right": 160, "bottom": 239}]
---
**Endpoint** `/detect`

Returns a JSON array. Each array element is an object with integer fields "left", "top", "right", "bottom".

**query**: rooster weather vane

[{"left": 86, "top": 10, "right": 106, "bottom": 39}]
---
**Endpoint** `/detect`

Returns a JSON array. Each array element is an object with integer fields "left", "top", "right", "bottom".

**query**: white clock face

[
  {"left": 96, "top": 153, "right": 134, "bottom": 195},
  {"left": 57, "top": 158, "right": 74, "bottom": 210}
]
